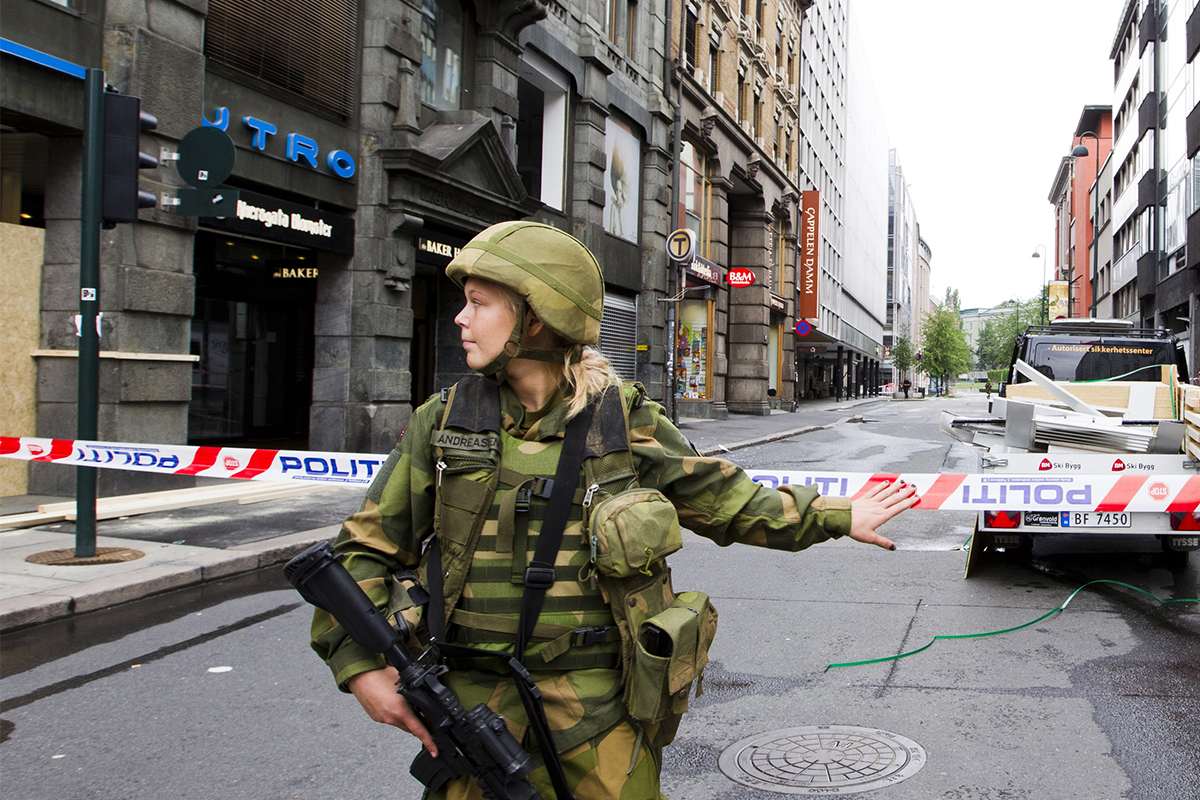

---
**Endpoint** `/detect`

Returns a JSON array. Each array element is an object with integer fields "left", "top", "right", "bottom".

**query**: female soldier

[{"left": 309, "top": 221, "right": 918, "bottom": 800}]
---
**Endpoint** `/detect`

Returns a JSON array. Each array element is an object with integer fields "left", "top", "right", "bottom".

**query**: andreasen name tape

[{"left": 3, "top": 436, "right": 1199, "bottom": 513}]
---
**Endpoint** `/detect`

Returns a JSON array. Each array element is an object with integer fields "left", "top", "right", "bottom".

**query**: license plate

[{"left": 1060, "top": 511, "right": 1131, "bottom": 528}]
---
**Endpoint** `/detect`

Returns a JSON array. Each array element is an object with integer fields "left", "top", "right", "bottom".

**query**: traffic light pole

[{"left": 75, "top": 68, "right": 105, "bottom": 558}]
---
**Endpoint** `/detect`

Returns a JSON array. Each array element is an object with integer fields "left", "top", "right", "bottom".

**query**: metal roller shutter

[{"left": 598, "top": 293, "right": 638, "bottom": 381}]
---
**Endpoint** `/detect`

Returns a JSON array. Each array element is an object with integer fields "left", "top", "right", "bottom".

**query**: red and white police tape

[{"left": 2, "top": 436, "right": 1199, "bottom": 514}]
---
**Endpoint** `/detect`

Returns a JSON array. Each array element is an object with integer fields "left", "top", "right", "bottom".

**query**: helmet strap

[{"left": 476, "top": 302, "right": 567, "bottom": 383}]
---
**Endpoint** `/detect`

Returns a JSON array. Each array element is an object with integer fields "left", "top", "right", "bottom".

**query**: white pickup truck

[{"left": 944, "top": 319, "right": 1198, "bottom": 575}]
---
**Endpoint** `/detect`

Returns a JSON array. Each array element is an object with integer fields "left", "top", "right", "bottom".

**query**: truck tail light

[
  {"left": 1169, "top": 512, "right": 1200, "bottom": 531},
  {"left": 984, "top": 511, "right": 1021, "bottom": 529}
]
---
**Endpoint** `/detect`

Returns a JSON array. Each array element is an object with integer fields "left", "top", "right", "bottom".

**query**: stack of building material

[
  {"left": 1183, "top": 385, "right": 1200, "bottom": 459},
  {"left": 944, "top": 360, "right": 1186, "bottom": 456}
]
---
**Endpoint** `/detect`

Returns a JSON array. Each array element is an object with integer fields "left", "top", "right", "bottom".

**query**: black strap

[{"left": 514, "top": 405, "right": 594, "bottom": 662}]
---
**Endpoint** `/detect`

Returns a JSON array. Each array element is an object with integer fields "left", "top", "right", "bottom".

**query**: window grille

[{"left": 205, "top": 0, "right": 359, "bottom": 118}]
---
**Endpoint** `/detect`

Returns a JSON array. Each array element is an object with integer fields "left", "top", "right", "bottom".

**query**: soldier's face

[{"left": 455, "top": 278, "right": 519, "bottom": 370}]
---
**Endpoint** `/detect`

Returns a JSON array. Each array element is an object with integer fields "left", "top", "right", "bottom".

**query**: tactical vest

[{"left": 429, "top": 376, "right": 717, "bottom": 723}]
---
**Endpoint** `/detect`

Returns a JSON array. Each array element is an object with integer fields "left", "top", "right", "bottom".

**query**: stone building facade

[{"left": 2, "top": 0, "right": 890, "bottom": 497}]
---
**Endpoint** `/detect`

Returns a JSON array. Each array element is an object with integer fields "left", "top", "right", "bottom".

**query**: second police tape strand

[{"left": 2, "top": 436, "right": 1199, "bottom": 514}]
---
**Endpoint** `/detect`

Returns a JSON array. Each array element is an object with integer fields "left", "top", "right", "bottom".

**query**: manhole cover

[
  {"left": 718, "top": 725, "right": 926, "bottom": 795},
  {"left": 26, "top": 547, "right": 146, "bottom": 566}
]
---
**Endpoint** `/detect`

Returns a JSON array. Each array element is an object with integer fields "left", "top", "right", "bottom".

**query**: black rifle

[{"left": 284, "top": 541, "right": 542, "bottom": 800}]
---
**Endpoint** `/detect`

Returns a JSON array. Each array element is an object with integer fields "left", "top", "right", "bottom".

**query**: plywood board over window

[{"left": 1, "top": 224, "right": 43, "bottom": 496}]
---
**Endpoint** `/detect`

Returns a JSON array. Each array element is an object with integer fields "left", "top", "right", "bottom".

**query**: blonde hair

[{"left": 563, "top": 344, "right": 624, "bottom": 419}]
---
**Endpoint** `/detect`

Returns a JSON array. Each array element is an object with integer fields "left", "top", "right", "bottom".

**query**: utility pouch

[
  {"left": 586, "top": 488, "right": 682, "bottom": 577},
  {"left": 628, "top": 591, "right": 718, "bottom": 723}
]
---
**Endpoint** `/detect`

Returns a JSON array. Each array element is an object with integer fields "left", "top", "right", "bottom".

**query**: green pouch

[
  {"left": 587, "top": 488, "right": 683, "bottom": 578},
  {"left": 627, "top": 591, "right": 719, "bottom": 722}
]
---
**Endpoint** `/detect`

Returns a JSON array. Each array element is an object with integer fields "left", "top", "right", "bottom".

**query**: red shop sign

[{"left": 726, "top": 268, "right": 755, "bottom": 287}]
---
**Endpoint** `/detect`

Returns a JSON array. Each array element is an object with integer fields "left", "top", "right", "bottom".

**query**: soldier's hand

[
  {"left": 347, "top": 666, "right": 438, "bottom": 756},
  {"left": 847, "top": 480, "right": 918, "bottom": 550}
]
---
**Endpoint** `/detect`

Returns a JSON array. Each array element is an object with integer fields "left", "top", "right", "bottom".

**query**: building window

[
  {"left": 517, "top": 52, "right": 569, "bottom": 210},
  {"left": 680, "top": 140, "right": 711, "bottom": 257},
  {"left": 708, "top": 33, "right": 721, "bottom": 94},
  {"left": 205, "top": 0, "right": 360, "bottom": 118},
  {"left": 608, "top": 0, "right": 637, "bottom": 60},
  {"left": 420, "top": 0, "right": 471, "bottom": 110},
  {"left": 684, "top": 3, "right": 698, "bottom": 72},
  {"left": 773, "top": 215, "right": 785, "bottom": 293},
  {"left": 604, "top": 115, "right": 642, "bottom": 243}
]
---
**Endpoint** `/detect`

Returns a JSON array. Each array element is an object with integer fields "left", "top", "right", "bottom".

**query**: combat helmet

[{"left": 446, "top": 221, "right": 605, "bottom": 378}]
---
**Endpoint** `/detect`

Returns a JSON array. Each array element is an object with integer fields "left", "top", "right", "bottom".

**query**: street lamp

[
  {"left": 1071, "top": 131, "right": 1099, "bottom": 320},
  {"left": 1031, "top": 244, "right": 1047, "bottom": 324}
]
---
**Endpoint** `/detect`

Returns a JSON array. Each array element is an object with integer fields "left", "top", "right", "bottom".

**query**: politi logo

[
  {"left": 28, "top": 444, "right": 44, "bottom": 456},
  {"left": 1148, "top": 482, "right": 1170, "bottom": 501},
  {"left": 1039, "top": 459, "right": 1053, "bottom": 471},
  {"left": 223, "top": 456, "right": 241, "bottom": 470},
  {"left": 1112, "top": 459, "right": 1126, "bottom": 472}
]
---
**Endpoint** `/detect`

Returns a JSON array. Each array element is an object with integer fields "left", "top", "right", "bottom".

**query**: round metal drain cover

[
  {"left": 26, "top": 547, "right": 145, "bottom": 566},
  {"left": 719, "top": 725, "right": 925, "bottom": 795}
]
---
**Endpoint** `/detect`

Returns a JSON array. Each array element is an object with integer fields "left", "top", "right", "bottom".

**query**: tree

[
  {"left": 891, "top": 331, "right": 914, "bottom": 377},
  {"left": 918, "top": 301, "right": 972, "bottom": 395},
  {"left": 976, "top": 295, "right": 1042, "bottom": 370}
]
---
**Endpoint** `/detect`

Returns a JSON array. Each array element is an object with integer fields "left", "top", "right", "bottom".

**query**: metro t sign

[{"left": 726, "top": 267, "right": 755, "bottom": 287}]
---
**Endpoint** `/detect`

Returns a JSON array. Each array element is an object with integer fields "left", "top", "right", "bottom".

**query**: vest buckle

[
  {"left": 571, "top": 625, "right": 614, "bottom": 647},
  {"left": 524, "top": 566, "right": 556, "bottom": 589}
]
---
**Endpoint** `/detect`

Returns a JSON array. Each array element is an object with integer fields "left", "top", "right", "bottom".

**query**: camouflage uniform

[{"left": 309, "top": 380, "right": 852, "bottom": 799}]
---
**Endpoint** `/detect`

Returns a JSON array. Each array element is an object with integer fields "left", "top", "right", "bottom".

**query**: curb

[
  {"left": 695, "top": 418, "right": 851, "bottom": 458},
  {"left": 0, "top": 525, "right": 339, "bottom": 633}
]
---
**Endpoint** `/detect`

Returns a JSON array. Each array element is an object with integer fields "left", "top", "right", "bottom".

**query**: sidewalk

[{"left": 0, "top": 394, "right": 891, "bottom": 632}]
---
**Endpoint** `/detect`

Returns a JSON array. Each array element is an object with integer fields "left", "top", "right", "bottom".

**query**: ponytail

[{"left": 563, "top": 344, "right": 624, "bottom": 419}]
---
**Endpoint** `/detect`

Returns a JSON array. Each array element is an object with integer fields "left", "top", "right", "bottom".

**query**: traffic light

[{"left": 102, "top": 91, "right": 158, "bottom": 226}]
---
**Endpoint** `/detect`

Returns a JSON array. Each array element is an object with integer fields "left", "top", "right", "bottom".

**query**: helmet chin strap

[{"left": 478, "top": 304, "right": 567, "bottom": 384}]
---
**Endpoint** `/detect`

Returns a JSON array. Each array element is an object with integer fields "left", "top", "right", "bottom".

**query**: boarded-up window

[{"left": 204, "top": 0, "right": 359, "bottom": 118}]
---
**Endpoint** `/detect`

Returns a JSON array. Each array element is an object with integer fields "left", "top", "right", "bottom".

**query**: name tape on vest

[
  {"left": 2, "top": 436, "right": 1199, "bottom": 513},
  {"left": 429, "top": 431, "right": 500, "bottom": 452}
]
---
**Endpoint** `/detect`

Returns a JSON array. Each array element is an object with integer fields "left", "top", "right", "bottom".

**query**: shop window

[
  {"left": 680, "top": 141, "right": 711, "bottom": 257},
  {"left": 205, "top": 0, "right": 359, "bottom": 118},
  {"left": 676, "top": 296, "right": 711, "bottom": 400},
  {"left": 517, "top": 52, "right": 569, "bottom": 210},
  {"left": 598, "top": 293, "right": 638, "bottom": 380},
  {"left": 768, "top": 324, "right": 781, "bottom": 395},
  {"left": 421, "top": 0, "right": 475, "bottom": 111},
  {"left": 604, "top": 115, "right": 641, "bottom": 243}
]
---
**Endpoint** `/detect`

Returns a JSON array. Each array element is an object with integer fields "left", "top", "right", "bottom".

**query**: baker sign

[{"left": 4, "top": 436, "right": 1200, "bottom": 513}]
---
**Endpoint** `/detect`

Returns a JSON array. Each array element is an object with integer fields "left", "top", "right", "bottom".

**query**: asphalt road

[{"left": 2, "top": 396, "right": 1197, "bottom": 799}]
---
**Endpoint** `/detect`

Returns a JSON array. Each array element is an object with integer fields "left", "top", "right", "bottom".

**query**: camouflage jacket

[{"left": 310, "top": 382, "right": 852, "bottom": 751}]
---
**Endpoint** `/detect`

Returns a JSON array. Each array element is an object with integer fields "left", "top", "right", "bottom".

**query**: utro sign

[{"left": 726, "top": 268, "right": 755, "bottom": 287}]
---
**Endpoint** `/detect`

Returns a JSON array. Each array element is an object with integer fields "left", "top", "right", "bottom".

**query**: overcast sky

[{"left": 850, "top": 0, "right": 1128, "bottom": 311}]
